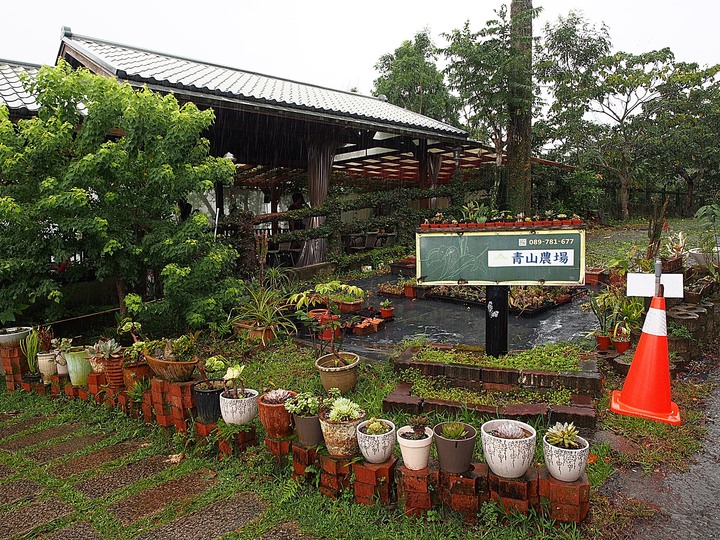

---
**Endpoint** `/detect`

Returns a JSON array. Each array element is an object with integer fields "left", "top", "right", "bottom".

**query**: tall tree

[
  {"left": 506, "top": 0, "right": 535, "bottom": 215},
  {"left": 373, "top": 30, "right": 459, "bottom": 125}
]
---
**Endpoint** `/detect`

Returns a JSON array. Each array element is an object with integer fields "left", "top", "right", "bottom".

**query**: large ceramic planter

[
  {"left": 315, "top": 352, "right": 359, "bottom": 394},
  {"left": 37, "top": 352, "right": 57, "bottom": 383},
  {"left": 144, "top": 353, "right": 198, "bottom": 382},
  {"left": 319, "top": 410, "right": 366, "bottom": 457},
  {"left": 65, "top": 348, "right": 91, "bottom": 386},
  {"left": 248, "top": 325, "right": 275, "bottom": 345},
  {"left": 88, "top": 355, "right": 105, "bottom": 373},
  {"left": 192, "top": 379, "right": 225, "bottom": 424},
  {"left": 103, "top": 355, "right": 125, "bottom": 389},
  {"left": 293, "top": 414, "right": 324, "bottom": 447},
  {"left": 357, "top": 419, "right": 396, "bottom": 464},
  {"left": 333, "top": 299, "right": 363, "bottom": 314},
  {"left": 220, "top": 388, "right": 259, "bottom": 425},
  {"left": 688, "top": 247, "right": 720, "bottom": 267},
  {"left": 258, "top": 391, "right": 297, "bottom": 439},
  {"left": 433, "top": 422, "right": 477, "bottom": 474},
  {"left": 542, "top": 434, "right": 590, "bottom": 482},
  {"left": 0, "top": 326, "right": 32, "bottom": 349},
  {"left": 480, "top": 419, "right": 536, "bottom": 479},
  {"left": 397, "top": 426, "right": 434, "bottom": 470}
]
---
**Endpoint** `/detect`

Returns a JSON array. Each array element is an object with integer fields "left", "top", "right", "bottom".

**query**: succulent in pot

[
  {"left": 258, "top": 388, "right": 297, "bottom": 439},
  {"left": 542, "top": 422, "right": 590, "bottom": 482},
  {"left": 143, "top": 335, "right": 199, "bottom": 382},
  {"left": 433, "top": 421, "right": 478, "bottom": 474},
  {"left": 192, "top": 355, "right": 230, "bottom": 424},
  {"left": 86, "top": 338, "right": 122, "bottom": 373},
  {"left": 219, "top": 364, "right": 258, "bottom": 425},
  {"left": 379, "top": 298, "right": 394, "bottom": 319},
  {"left": 357, "top": 417, "right": 396, "bottom": 464},
  {"left": 51, "top": 337, "right": 72, "bottom": 376},
  {"left": 319, "top": 388, "right": 365, "bottom": 457},
  {"left": 481, "top": 419, "right": 536, "bottom": 478},
  {"left": 284, "top": 391, "right": 324, "bottom": 447},
  {"left": 397, "top": 415, "right": 434, "bottom": 471}
]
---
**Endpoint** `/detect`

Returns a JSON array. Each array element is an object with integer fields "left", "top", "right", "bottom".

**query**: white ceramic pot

[
  {"left": 356, "top": 419, "right": 396, "bottom": 464},
  {"left": 542, "top": 434, "right": 590, "bottom": 482},
  {"left": 688, "top": 247, "right": 720, "bottom": 267},
  {"left": 480, "top": 419, "right": 536, "bottom": 479},
  {"left": 319, "top": 411, "right": 365, "bottom": 457},
  {"left": 396, "top": 426, "right": 433, "bottom": 471},
  {"left": 219, "top": 389, "right": 259, "bottom": 425},
  {"left": 37, "top": 352, "right": 57, "bottom": 383},
  {"left": 55, "top": 351, "right": 69, "bottom": 376}
]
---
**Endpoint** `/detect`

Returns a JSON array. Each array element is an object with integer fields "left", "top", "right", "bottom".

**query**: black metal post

[{"left": 486, "top": 285, "right": 509, "bottom": 357}]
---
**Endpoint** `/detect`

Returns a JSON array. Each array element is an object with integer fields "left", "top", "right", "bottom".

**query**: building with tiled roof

[{"left": 0, "top": 60, "right": 40, "bottom": 120}]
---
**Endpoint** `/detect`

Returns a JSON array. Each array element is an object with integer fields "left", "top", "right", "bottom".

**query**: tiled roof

[
  {"left": 0, "top": 60, "right": 40, "bottom": 116},
  {"left": 61, "top": 32, "right": 467, "bottom": 140}
]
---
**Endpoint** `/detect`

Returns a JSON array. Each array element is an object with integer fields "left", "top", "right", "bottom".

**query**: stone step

[
  {"left": 75, "top": 454, "right": 175, "bottom": 500},
  {"left": 0, "top": 424, "right": 79, "bottom": 453},
  {"left": 108, "top": 467, "right": 217, "bottom": 525},
  {"left": 39, "top": 522, "right": 103, "bottom": 540},
  {"left": 0, "top": 479, "right": 42, "bottom": 506},
  {"left": 0, "top": 497, "right": 73, "bottom": 539},
  {"left": 51, "top": 440, "right": 144, "bottom": 479},
  {"left": 0, "top": 416, "right": 45, "bottom": 440},
  {"left": 28, "top": 433, "right": 107, "bottom": 465},
  {"left": 135, "top": 493, "right": 265, "bottom": 540}
]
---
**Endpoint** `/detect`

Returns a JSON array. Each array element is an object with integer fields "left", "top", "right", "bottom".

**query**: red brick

[
  {"left": 234, "top": 426, "right": 257, "bottom": 444},
  {"left": 88, "top": 372, "right": 106, "bottom": 386},
  {"left": 451, "top": 492, "right": 480, "bottom": 514},
  {"left": 404, "top": 506, "right": 428, "bottom": 517},
  {"left": 403, "top": 490, "right": 432, "bottom": 510},
  {"left": 195, "top": 422, "right": 217, "bottom": 438},
  {"left": 77, "top": 388, "right": 89, "bottom": 401},
  {"left": 88, "top": 385, "right": 100, "bottom": 395},
  {"left": 354, "top": 480, "right": 392, "bottom": 500},
  {"left": 548, "top": 405, "right": 597, "bottom": 429},
  {"left": 491, "top": 491, "right": 530, "bottom": 514},
  {"left": 141, "top": 403, "right": 153, "bottom": 422},
  {"left": 171, "top": 406, "right": 193, "bottom": 421},
  {"left": 502, "top": 403, "right": 549, "bottom": 421},
  {"left": 151, "top": 377, "right": 169, "bottom": 394},
  {"left": 538, "top": 468, "right": 589, "bottom": 505},
  {"left": 381, "top": 383, "right": 423, "bottom": 414},
  {"left": 319, "top": 454, "right": 352, "bottom": 476},
  {"left": 236, "top": 438, "right": 258, "bottom": 452},
  {"left": 355, "top": 494, "right": 380, "bottom": 506},
  {"left": 319, "top": 485, "right": 341, "bottom": 499},
  {"left": 398, "top": 466, "right": 438, "bottom": 493},
  {"left": 174, "top": 419, "right": 189, "bottom": 432},
  {"left": 292, "top": 443, "right": 318, "bottom": 466},
  {"left": 50, "top": 384, "right": 62, "bottom": 397},
  {"left": 218, "top": 440, "right": 233, "bottom": 457},
  {"left": 481, "top": 382, "right": 517, "bottom": 393},
  {"left": 265, "top": 437, "right": 293, "bottom": 461},
  {"left": 21, "top": 382, "right": 32, "bottom": 392},
  {"left": 489, "top": 468, "right": 538, "bottom": 501},
  {"left": 13, "top": 373, "right": 22, "bottom": 383},
  {"left": 50, "top": 374, "right": 69, "bottom": 385},
  {"left": 93, "top": 393, "right": 105, "bottom": 404},
  {"left": 320, "top": 472, "right": 351, "bottom": 491},
  {"left": 570, "top": 394, "right": 594, "bottom": 408},
  {"left": 155, "top": 412, "right": 174, "bottom": 427},
  {"left": 6, "top": 380, "right": 17, "bottom": 392},
  {"left": 548, "top": 501, "right": 590, "bottom": 523},
  {"left": 353, "top": 457, "right": 397, "bottom": 485}
]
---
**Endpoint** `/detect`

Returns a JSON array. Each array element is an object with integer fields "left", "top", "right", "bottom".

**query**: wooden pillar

[
  {"left": 297, "top": 137, "right": 337, "bottom": 267},
  {"left": 428, "top": 153, "right": 442, "bottom": 209},
  {"left": 416, "top": 139, "right": 430, "bottom": 209}
]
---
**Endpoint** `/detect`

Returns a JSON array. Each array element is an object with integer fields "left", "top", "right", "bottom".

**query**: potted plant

[
  {"left": 192, "top": 355, "right": 231, "bottom": 424},
  {"left": 397, "top": 415, "right": 434, "bottom": 471},
  {"left": 143, "top": 335, "right": 199, "bottom": 382},
  {"left": 400, "top": 276, "right": 417, "bottom": 299},
  {"left": 379, "top": 299, "right": 395, "bottom": 319},
  {"left": 480, "top": 419, "right": 536, "bottom": 479},
  {"left": 258, "top": 388, "right": 297, "bottom": 439},
  {"left": 228, "top": 284, "right": 297, "bottom": 345},
  {"left": 542, "top": 421, "right": 590, "bottom": 482},
  {"left": 284, "top": 391, "right": 324, "bottom": 447},
  {"left": 35, "top": 326, "right": 56, "bottom": 383},
  {"left": 357, "top": 417, "right": 396, "bottom": 464},
  {"left": 330, "top": 287, "right": 365, "bottom": 314},
  {"left": 0, "top": 326, "right": 32, "bottom": 349},
  {"left": 51, "top": 337, "right": 71, "bottom": 376},
  {"left": 433, "top": 421, "right": 477, "bottom": 474},
  {"left": 19, "top": 328, "right": 41, "bottom": 383},
  {"left": 611, "top": 320, "right": 632, "bottom": 354},
  {"left": 291, "top": 283, "right": 362, "bottom": 394},
  {"left": 318, "top": 389, "right": 365, "bottom": 457},
  {"left": 52, "top": 338, "right": 91, "bottom": 386},
  {"left": 689, "top": 204, "right": 720, "bottom": 267},
  {"left": 86, "top": 338, "right": 122, "bottom": 374},
  {"left": 588, "top": 293, "right": 611, "bottom": 351},
  {"left": 219, "top": 364, "right": 259, "bottom": 425}
]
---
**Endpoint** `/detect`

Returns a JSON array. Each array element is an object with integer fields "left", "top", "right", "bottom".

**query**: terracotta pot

[
  {"left": 144, "top": 353, "right": 198, "bottom": 382},
  {"left": 318, "top": 314, "right": 341, "bottom": 341},
  {"left": 404, "top": 284, "right": 416, "bottom": 299},
  {"left": 123, "top": 363, "right": 153, "bottom": 390},
  {"left": 315, "top": 352, "right": 359, "bottom": 394},
  {"left": 420, "top": 224, "right": 430, "bottom": 229},
  {"left": 357, "top": 419, "right": 396, "bottom": 464},
  {"left": 397, "top": 426, "right": 433, "bottom": 470},
  {"left": 220, "top": 388, "right": 259, "bottom": 425},
  {"left": 319, "top": 409, "right": 366, "bottom": 457},
  {"left": 543, "top": 434, "right": 589, "bottom": 482},
  {"left": 481, "top": 419, "right": 536, "bottom": 478},
  {"left": 192, "top": 379, "right": 225, "bottom": 424},
  {"left": 334, "top": 299, "right": 363, "bottom": 314},
  {"left": 248, "top": 325, "right": 275, "bottom": 344},
  {"left": 258, "top": 390, "right": 297, "bottom": 438},
  {"left": 379, "top": 307, "right": 394, "bottom": 319},
  {"left": 103, "top": 355, "right": 125, "bottom": 389},
  {"left": 434, "top": 422, "right": 477, "bottom": 474},
  {"left": 293, "top": 414, "right": 324, "bottom": 447},
  {"left": 595, "top": 335, "right": 611, "bottom": 351},
  {"left": 613, "top": 339, "right": 631, "bottom": 354}
]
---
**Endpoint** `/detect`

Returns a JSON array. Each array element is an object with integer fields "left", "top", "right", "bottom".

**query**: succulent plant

[
  {"left": 262, "top": 389, "right": 293, "bottom": 405},
  {"left": 441, "top": 421, "right": 469, "bottom": 440},
  {"left": 87, "top": 338, "right": 122, "bottom": 359},
  {"left": 284, "top": 392, "right": 322, "bottom": 417},
  {"left": 545, "top": 422, "right": 580, "bottom": 449},
  {"left": 405, "top": 415, "right": 430, "bottom": 440},
  {"left": 327, "top": 397, "right": 363, "bottom": 423},
  {"left": 363, "top": 417, "right": 391, "bottom": 435},
  {"left": 490, "top": 421, "right": 528, "bottom": 440}
]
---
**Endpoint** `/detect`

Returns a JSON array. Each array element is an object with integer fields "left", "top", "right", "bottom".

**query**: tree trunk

[
  {"left": 619, "top": 153, "right": 630, "bottom": 220},
  {"left": 506, "top": 0, "right": 533, "bottom": 216},
  {"left": 681, "top": 172, "right": 696, "bottom": 217},
  {"left": 115, "top": 276, "right": 127, "bottom": 316}
]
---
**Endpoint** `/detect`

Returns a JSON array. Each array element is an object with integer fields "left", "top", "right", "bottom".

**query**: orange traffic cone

[{"left": 610, "top": 296, "right": 681, "bottom": 425}]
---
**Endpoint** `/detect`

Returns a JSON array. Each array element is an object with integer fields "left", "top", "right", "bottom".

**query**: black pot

[
  {"left": 192, "top": 379, "right": 224, "bottom": 424},
  {"left": 22, "top": 372, "right": 42, "bottom": 383}
]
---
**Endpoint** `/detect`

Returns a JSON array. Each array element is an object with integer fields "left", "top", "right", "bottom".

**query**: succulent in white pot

[
  {"left": 219, "top": 365, "right": 258, "bottom": 425},
  {"left": 396, "top": 415, "right": 433, "bottom": 471},
  {"left": 357, "top": 417, "right": 396, "bottom": 464},
  {"left": 542, "top": 422, "right": 589, "bottom": 482},
  {"left": 481, "top": 419, "right": 536, "bottom": 479}
]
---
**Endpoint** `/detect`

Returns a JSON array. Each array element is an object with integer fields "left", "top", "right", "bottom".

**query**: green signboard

[{"left": 416, "top": 229, "right": 585, "bottom": 285}]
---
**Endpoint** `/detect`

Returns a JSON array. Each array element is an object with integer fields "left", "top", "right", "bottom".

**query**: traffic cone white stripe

[{"left": 642, "top": 307, "right": 666, "bottom": 337}]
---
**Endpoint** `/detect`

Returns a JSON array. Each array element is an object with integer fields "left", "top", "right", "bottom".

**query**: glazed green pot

[{"left": 65, "top": 348, "right": 91, "bottom": 386}]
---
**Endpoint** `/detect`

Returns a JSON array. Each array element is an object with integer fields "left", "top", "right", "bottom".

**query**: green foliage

[
  {"left": 20, "top": 328, "right": 40, "bottom": 373},
  {"left": 284, "top": 392, "right": 322, "bottom": 417},
  {"left": 545, "top": 421, "right": 580, "bottom": 449},
  {"left": 126, "top": 376, "right": 151, "bottom": 403},
  {"left": 0, "top": 61, "right": 237, "bottom": 328}
]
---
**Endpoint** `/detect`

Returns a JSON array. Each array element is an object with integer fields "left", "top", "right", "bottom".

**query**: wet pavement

[{"left": 343, "top": 274, "right": 594, "bottom": 360}]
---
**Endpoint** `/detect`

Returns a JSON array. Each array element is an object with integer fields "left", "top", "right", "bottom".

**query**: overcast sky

[{"left": 2, "top": 1, "right": 718, "bottom": 95}]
